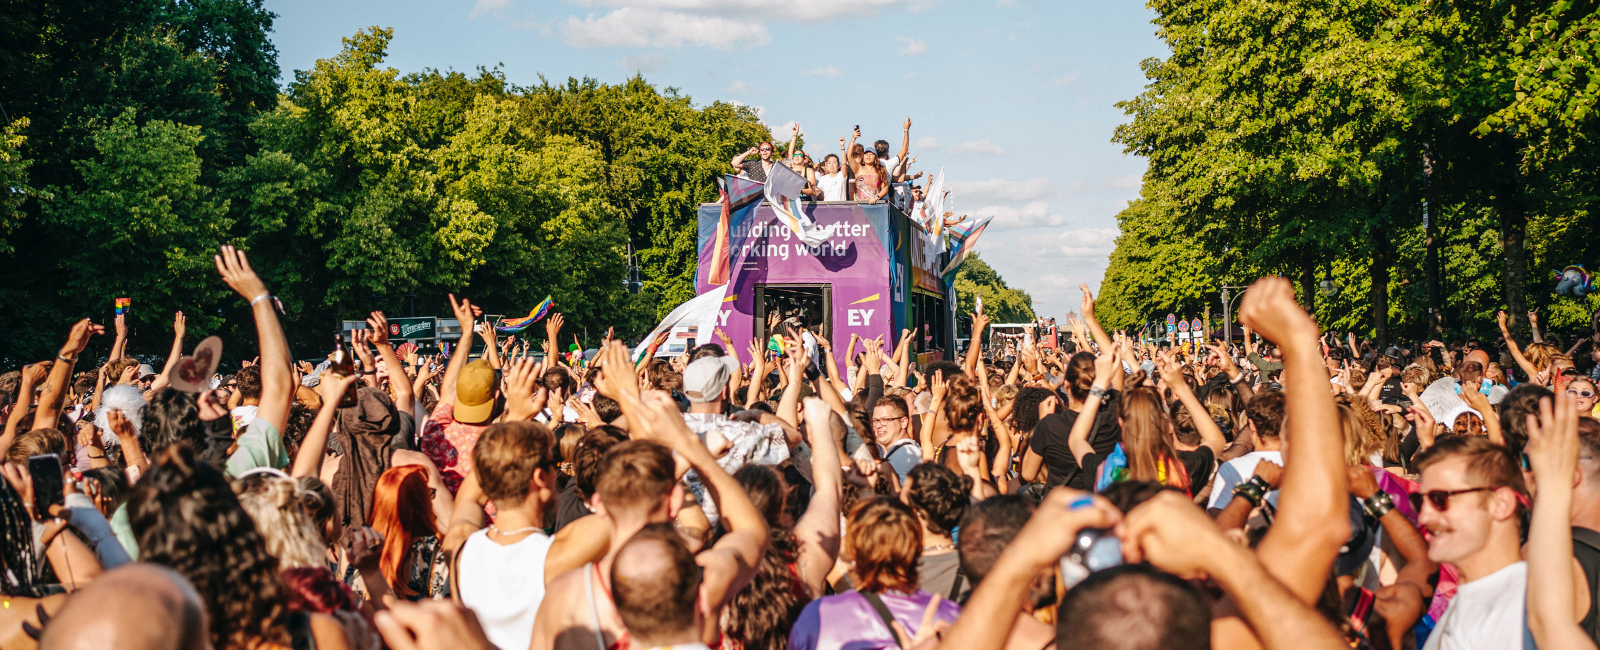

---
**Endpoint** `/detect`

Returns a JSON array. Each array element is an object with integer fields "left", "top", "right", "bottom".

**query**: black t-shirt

[
  {"left": 1177, "top": 446, "right": 1215, "bottom": 489},
  {"left": 1030, "top": 394, "right": 1121, "bottom": 490},
  {"left": 553, "top": 481, "right": 591, "bottom": 532},
  {"left": 1378, "top": 377, "right": 1406, "bottom": 402}
]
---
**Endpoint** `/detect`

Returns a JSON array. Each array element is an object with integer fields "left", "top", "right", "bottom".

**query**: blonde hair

[
  {"left": 234, "top": 472, "right": 328, "bottom": 569},
  {"left": 1334, "top": 395, "right": 1381, "bottom": 466},
  {"left": 1526, "top": 343, "right": 1560, "bottom": 372}
]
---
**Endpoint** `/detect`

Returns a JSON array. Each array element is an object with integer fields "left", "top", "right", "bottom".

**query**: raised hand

[
  {"left": 366, "top": 312, "right": 392, "bottom": 347},
  {"left": 502, "top": 357, "right": 546, "bottom": 421},
  {"left": 545, "top": 312, "right": 565, "bottom": 342},
  {"left": 448, "top": 294, "right": 475, "bottom": 330},
  {"left": 61, "top": 319, "right": 104, "bottom": 358},
  {"left": 21, "top": 361, "right": 51, "bottom": 387},
  {"left": 316, "top": 372, "right": 360, "bottom": 406},
  {"left": 1237, "top": 276, "right": 1318, "bottom": 350},
  {"left": 215, "top": 245, "right": 269, "bottom": 302},
  {"left": 172, "top": 311, "right": 186, "bottom": 339},
  {"left": 595, "top": 341, "right": 641, "bottom": 404}
]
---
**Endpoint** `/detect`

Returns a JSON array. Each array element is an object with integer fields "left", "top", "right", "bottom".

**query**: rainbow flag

[
  {"left": 115, "top": 297, "right": 131, "bottom": 316},
  {"left": 496, "top": 296, "right": 553, "bottom": 333},
  {"left": 940, "top": 215, "right": 993, "bottom": 286},
  {"left": 765, "top": 162, "right": 828, "bottom": 247}
]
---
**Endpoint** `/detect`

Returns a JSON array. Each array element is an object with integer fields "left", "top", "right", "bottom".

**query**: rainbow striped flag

[
  {"left": 497, "top": 296, "right": 553, "bottom": 333},
  {"left": 765, "top": 162, "right": 827, "bottom": 247}
]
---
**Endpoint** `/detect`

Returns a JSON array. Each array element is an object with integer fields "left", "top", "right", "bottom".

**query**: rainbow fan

[{"left": 497, "top": 296, "right": 553, "bottom": 333}]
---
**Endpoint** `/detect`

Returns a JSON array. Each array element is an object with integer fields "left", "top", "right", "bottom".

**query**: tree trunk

[
  {"left": 1299, "top": 263, "right": 1317, "bottom": 317},
  {"left": 1424, "top": 199, "right": 1444, "bottom": 339},
  {"left": 1370, "top": 221, "right": 1390, "bottom": 346},
  {"left": 1498, "top": 197, "right": 1529, "bottom": 335}
]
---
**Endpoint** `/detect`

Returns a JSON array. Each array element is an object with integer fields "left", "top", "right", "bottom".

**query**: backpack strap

[
  {"left": 947, "top": 569, "right": 966, "bottom": 602},
  {"left": 860, "top": 591, "right": 906, "bottom": 650}
]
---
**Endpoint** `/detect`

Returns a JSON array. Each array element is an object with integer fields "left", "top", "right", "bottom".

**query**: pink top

[{"left": 788, "top": 590, "right": 961, "bottom": 650}]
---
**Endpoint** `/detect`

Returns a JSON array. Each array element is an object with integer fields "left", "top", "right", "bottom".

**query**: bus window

[{"left": 755, "top": 284, "right": 832, "bottom": 348}]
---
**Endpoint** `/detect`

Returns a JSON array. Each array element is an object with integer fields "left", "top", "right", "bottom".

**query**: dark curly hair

[
  {"left": 905, "top": 463, "right": 971, "bottom": 536},
  {"left": 574, "top": 426, "right": 629, "bottom": 500},
  {"left": 1010, "top": 387, "right": 1056, "bottom": 435},
  {"left": 143, "top": 388, "right": 205, "bottom": 452},
  {"left": 129, "top": 444, "right": 294, "bottom": 649},
  {"left": 724, "top": 465, "right": 806, "bottom": 650}
]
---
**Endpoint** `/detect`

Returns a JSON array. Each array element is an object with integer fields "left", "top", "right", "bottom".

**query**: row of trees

[
  {"left": 1095, "top": 0, "right": 1600, "bottom": 343},
  {"left": 0, "top": 0, "right": 774, "bottom": 363}
]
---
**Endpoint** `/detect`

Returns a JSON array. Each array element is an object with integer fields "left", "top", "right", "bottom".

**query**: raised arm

[
  {"left": 1077, "top": 283, "right": 1114, "bottom": 353},
  {"left": 35, "top": 319, "right": 102, "bottom": 432},
  {"left": 1067, "top": 347, "right": 1117, "bottom": 466},
  {"left": 291, "top": 374, "right": 360, "bottom": 478},
  {"left": 440, "top": 294, "right": 476, "bottom": 405},
  {"left": 776, "top": 341, "right": 806, "bottom": 427},
  {"left": 0, "top": 363, "right": 47, "bottom": 457},
  {"left": 793, "top": 397, "right": 842, "bottom": 599},
  {"left": 149, "top": 312, "right": 186, "bottom": 394},
  {"left": 110, "top": 313, "right": 127, "bottom": 362},
  {"left": 964, "top": 312, "right": 989, "bottom": 376},
  {"left": 731, "top": 146, "right": 756, "bottom": 174},
  {"left": 1155, "top": 349, "right": 1225, "bottom": 457},
  {"left": 845, "top": 128, "right": 862, "bottom": 174},
  {"left": 367, "top": 312, "right": 414, "bottom": 415},
  {"left": 1524, "top": 388, "right": 1600, "bottom": 650},
  {"left": 1242, "top": 277, "right": 1349, "bottom": 604},
  {"left": 475, "top": 321, "right": 501, "bottom": 370},
  {"left": 1499, "top": 310, "right": 1541, "bottom": 383},
  {"left": 215, "top": 246, "right": 292, "bottom": 433}
]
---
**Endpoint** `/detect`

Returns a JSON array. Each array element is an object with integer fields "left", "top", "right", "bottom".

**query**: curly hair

[
  {"left": 143, "top": 388, "right": 205, "bottom": 453},
  {"left": 235, "top": 473, "right": 328, "bottom": 569},
  {"left": 723, "top": 465, "right": 806, "bottom": 650},
  {"left": 282, "top": 566, "right": 361, "bottom": 614},
  {"left": 129, "top": 444, "right": 294, "bottom": 649},
  {"left": 905, "top": 463, "right": 971, "bottom": 536},
  {"left": 941, "top": 374, "right": 985, "bottom": 432},
  {"left": 1010, "top": 387, "right": 1055, "bottom": 436}
]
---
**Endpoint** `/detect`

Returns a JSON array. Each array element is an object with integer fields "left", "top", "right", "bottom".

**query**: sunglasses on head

[{"left": 1409, "top": 487, "right": 1494, "bottom": 512}]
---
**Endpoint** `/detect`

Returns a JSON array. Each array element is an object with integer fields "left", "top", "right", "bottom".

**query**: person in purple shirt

[{"left": 789, "top": 497, "right": 962, "bottom": 650}]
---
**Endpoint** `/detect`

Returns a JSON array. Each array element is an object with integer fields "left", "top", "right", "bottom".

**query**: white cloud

[
  {"left": 617, "top": 53, "right": 673, "bottom": 71},
  {"left": 951, "top": 139, "right": 1006, "bottom": 155},
  {"left": 915, "top": 136, "right": 938, "bottom": 150},
  {"left": 770, "top": 120, "right": 803, "bottom": 138},
  {"left": 1100, "top": 173, "right": 1141, "bottom": 190},
  {"left": 804, "top": 65, "right": 842, "bottom": 77},
  {"left": 973, "top": 201, "right": 1065, "bottom": 229},
  {"left": 728, "top": 100, "right": 766, "bottom": 120},
  {"left": 726, "top": 81, "right": 748, "bottom": 94},
  {"left": 562, "top": 8, "right": 770, "bottom": 49},
  {"left": 568, "top": 0, "right": 907, "bottom": 23},
  {"left": 897, "top": 36, "right": 927, "bottom": 55},
  {"left": 1052, "top": 73, "right": 1078, "bottom": 86},
  {"left": 1052, "top": 227, "right": 1119, "bottom": 258},
  {"left": 952, "top": 177, "right": 1058, "bottom": 201},
  {"left": 469, "top": 0, "right": 510, "bottom": 19}
]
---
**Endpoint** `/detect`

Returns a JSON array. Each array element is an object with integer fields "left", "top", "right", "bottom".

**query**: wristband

[
  {"left": 1362, "top": 491, "right": 1395, "bottom": 519},
  {"left": 249, "top": 293, "right": 272, "bottom": 307},
  {"left": 1244, "top": 475, "right": 1272, "bottom": 492},
  {"left": 1233, "top": 481, "right": 1266, "bottom": 508},
  {"left": 1229, "top": 372, "right": 1245, "bottom": 385},
  {"left": 57, "top": 353, "right": 76, "bottom": 363},
  {"left": 1088, "top": 386, "right": 1108, "bottom": 402}
]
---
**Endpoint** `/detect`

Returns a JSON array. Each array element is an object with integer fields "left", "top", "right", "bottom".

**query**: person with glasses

[
  {"left": 1412, "top": 435, "right": 1532, "bottom": 650},
  {"left": 730, "top": 141, "right": 776, "bottom": 182},
  {"left": 1570, "top": 375, "right": 1599, "bottom": 419},
  {"left": 872, "top": 395, "right": 920, "bottom": 482}
]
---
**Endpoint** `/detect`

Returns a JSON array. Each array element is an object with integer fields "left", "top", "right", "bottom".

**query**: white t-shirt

[
  {"left": 457, "top": 528, "right": 556, "bottom": 650},
  {"left": 817, "top": 171, "right": 847, "bottom": 201},
  {"left": 1422, "top": 561, "right": 1530, "bottom": 650},
  {"left": 230, "top": 405, "right": 259, "bottom": 433},
  {"left": 1206, "top": 450, "right": 1283, "bottom": 511}
]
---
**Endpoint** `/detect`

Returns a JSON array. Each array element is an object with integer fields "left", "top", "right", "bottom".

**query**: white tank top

[
  {"left": 817, "top": 172, "right": 847, "bottom": 201},
  {"left": 457, "top": 528, "right": 555, "bottom": 650}
]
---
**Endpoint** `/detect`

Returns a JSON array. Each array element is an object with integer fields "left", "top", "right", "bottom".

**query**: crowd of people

[
  {"left": 731, "top": 121, "right": 957, "bottom": 223},
  {"left": 1, "top": 245, "right": 1598, "bottom": 650}
]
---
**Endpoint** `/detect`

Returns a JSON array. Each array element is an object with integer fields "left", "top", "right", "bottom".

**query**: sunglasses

[
  {"left": 1409, "top": 486, "right": 1494, "bottom": 512},
  {"left": 1569, "top": 388, "right": 1597, "bottom": 399}
]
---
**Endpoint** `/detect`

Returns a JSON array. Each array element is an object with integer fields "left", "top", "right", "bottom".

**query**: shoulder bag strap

[
  {"left": 861, "top": 591, "right": 906, "bottom": 650},
  {"left": 947, "top": 569, "right": 965, "bottom": 602}
]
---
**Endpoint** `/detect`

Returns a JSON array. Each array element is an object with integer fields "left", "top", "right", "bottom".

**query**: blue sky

[{"left": 262, "top": 0, "right": 1165, "bottom": 319}]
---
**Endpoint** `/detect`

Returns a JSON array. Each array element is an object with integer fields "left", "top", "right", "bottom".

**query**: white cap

[{"left": 682, "top": 356, "right": 738, "bottom": 403}]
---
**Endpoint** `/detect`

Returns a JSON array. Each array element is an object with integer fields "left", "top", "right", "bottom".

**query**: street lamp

[{"left": 1221, "top": 285, "right": 1249, "bottom": 343}]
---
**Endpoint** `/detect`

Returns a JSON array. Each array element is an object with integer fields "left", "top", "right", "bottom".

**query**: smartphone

[
  {"left": 854, "top": 124, "right": 859, "bottom": 133},
  {"left": 1059, "top": 528, "right": 1122, "bottom": 590},
  {"left": 28, "top": 454, "right": 65, "bottom": 515}
]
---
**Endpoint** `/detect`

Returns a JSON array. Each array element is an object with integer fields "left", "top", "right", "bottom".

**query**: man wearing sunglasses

[
  {"left": 730, "top": 141, "right": 776, "bottom": 182},
  {"left": 1413, "top": 435, "right": 1532, "bottom": 650}
]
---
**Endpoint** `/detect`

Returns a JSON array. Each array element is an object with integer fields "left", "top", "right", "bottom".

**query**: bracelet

[
  {"left": 1362, "top": 491, "right": 1395, "bottom": 519},
  {"left": 1088, "top": 386, "right": 1108, "bottom": 402},
  {"left": 1244, "top": 475, "right": 1272, "bottom": 492},
  {"left": 249, "top": 293, "right": 273, "bottom": 307},
  {"left": 1229, "top": 372, "right": 1245, "bottom": 385},
  {"left": 1233, "top": 481, "right": 1266, "bottom": 508},
  {"left": 57, "top": 352, "right": 76, "bottom": 363}
]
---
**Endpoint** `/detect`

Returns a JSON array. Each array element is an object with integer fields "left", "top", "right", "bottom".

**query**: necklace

[
  {"left": 489, "top": 523, "right": 540, "bottom": 537},
  {"left": 924, "top": 543, "right": 956, "bottom": 552}
]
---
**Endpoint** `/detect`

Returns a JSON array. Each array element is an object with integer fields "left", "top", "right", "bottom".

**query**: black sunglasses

[{"left": 1409, "top": 487, "right": 1494, "bottom": 512}]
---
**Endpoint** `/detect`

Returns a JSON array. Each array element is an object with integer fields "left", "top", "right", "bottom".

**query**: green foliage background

[
  {"left": 0, "top": 3, "right": 786, "bottom": 364},
  {"left": 1096, "top": 0, "right": 1600, "bottom": 343}
]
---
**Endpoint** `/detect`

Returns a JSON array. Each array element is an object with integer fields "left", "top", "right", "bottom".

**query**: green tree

[{"left": 954, "top": 252, "right": 1035, "bottom": 326}]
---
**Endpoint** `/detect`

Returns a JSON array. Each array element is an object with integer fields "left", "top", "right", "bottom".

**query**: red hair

[
  {"left": 371, "top": 465, "right": 439, "bottom": 598},
  {"left": 282, "top": 567, "right": 360, "bottom": 613}
]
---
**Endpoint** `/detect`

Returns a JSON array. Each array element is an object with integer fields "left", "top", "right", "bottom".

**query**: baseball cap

[
  {"left": 137, "top": 364, "right": 157, "bottom": 379},
  {"left": 454, "top": 359, "right": 499, "bottom": 424},
  {"left": 683, "top": 356, "right": 737, "bottom": 403}
]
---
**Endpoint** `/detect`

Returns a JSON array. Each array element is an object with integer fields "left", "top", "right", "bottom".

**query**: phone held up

[{"left": 28, "top": 453, "right": 65, "bottom": 516}]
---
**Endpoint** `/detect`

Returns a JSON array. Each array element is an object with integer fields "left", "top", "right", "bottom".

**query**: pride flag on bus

[
  {"left": 941, "top": 215, "right": 993, "bottom": 285},
  {"left": 705, "top": 175, "right": 765, "bottom": 286}
]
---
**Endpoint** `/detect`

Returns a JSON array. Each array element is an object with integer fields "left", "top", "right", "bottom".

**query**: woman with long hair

[
  {"left": 369, "top": 464, "right": 449, "bottom": 600},
  {"left": 842, "top": 128, "right": 889, "bottom": 204},
  {"left": 128, "top": 444, "right": 352, "bottom": 650},
  {"left": 924, "top": 372, "right": 1008, "bottom": 482},
  {"left": 1068, "top": 346, "right": 1224, "bottom": 494},
  {"left": 1020, "top": 350, "right": 1123, "bottom": 489},
  {"left": 816, "top": 153, "right": 847, "bottom": 201},
  {"left": 788, "top": 497, "right": 960, "bottom": 650}
]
